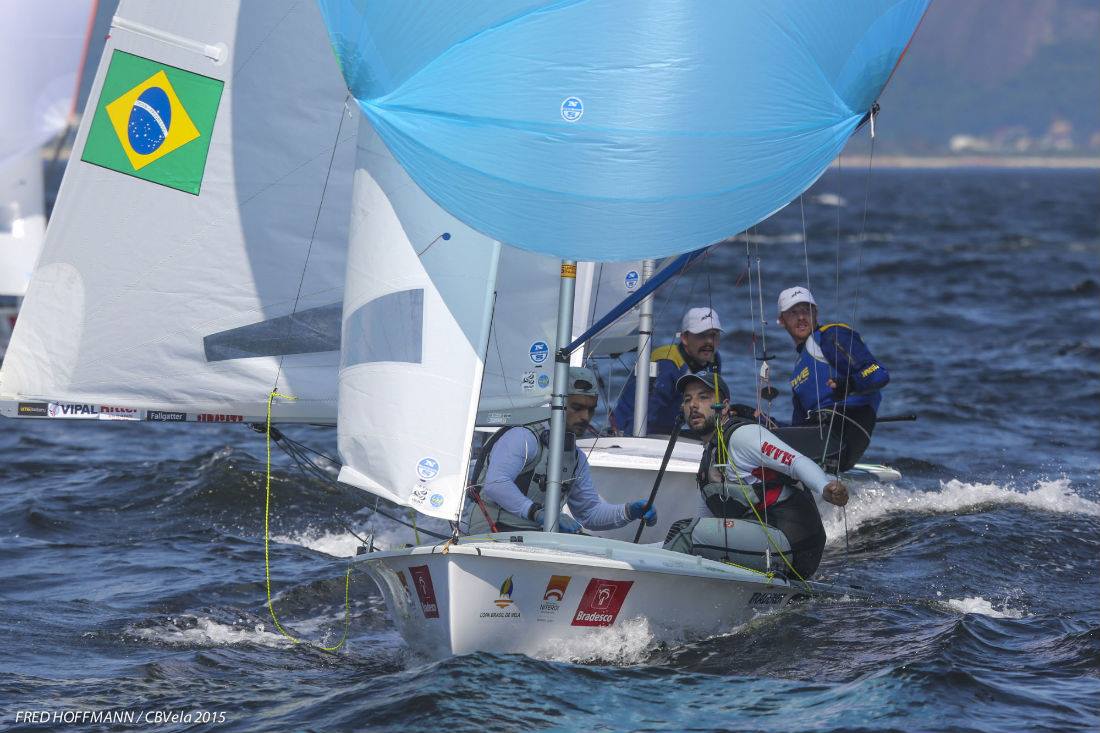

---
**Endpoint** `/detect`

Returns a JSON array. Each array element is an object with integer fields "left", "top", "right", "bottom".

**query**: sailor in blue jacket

[
  {"left": 776, "top": 286, "right": 889, "bottom": 472},
  {"left": 611, "top": 307, "right": 723, "bottom": 436}
]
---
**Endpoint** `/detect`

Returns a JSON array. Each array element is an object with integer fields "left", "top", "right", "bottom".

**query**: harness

[
  {"left": 696, "top": 417, "right": 800, "bottom": 515},
  {"left": 465, "top": 426, "right": 580, "bottom": 533}
]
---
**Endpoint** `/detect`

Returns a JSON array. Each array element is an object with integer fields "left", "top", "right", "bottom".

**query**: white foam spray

[
  {"left": 820, "top": 477, "right": 1099, "bottom": 541},
  {"left": 944, "top": 596, "right": 1026, "bottom": 619},
  {"left": 129, "top": 616, "right": 294, "bottom": 648},
  {"left": 533, "top": 617, "right": 657, "bottom": 665}
]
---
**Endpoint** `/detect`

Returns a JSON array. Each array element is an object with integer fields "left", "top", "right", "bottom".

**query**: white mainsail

[
  {"left": 0, "top": 0, "right": 353, "bottom": 423},
  {"left": 336, "top": 122, "right": 500, "bottom": 522},
  {"left": 0, "top": 0, "right": 95, "bottom": 298}
]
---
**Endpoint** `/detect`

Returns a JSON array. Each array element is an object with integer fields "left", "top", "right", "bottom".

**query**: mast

[
  {"left": 631, "top": 259, "right": 656, "bottom": 437},
  {"left": 542, "top": 259, "right": 577, "bottom": 532}
]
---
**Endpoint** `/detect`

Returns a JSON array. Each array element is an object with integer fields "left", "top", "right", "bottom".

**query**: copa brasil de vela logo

[{"left": 81, "top": 51, "right": 223, "bottom": 195}]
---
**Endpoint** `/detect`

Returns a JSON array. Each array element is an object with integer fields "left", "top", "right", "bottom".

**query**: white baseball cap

[
  {"left": 681, "top": 307, "right": 723, "bottom": 334},
  {"left": 776, "top": 286, "right": 817, "bottom": 324}
]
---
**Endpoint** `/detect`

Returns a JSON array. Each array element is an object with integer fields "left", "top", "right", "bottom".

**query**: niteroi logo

[{"left": 542, "top": 575, "right": 571, "bottom": 603}]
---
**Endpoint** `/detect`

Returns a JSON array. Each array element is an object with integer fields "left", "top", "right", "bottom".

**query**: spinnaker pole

[{"left": 542, "top": 260, "right": 577, "bottom": 532}]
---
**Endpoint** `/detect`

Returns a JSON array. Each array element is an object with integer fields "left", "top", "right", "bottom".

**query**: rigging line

[
  {"left": 272, "top": 95, "right": 353, "bottom": 392},
  {"left": 605, "top": 252, "right": 701, "bottom": 431},
  {"left": 834, "top": 154, "right": 843, "bottom": 307},
  {"left": 798, "top": 194, "right": 828, "bottom": 444},
  {"left": 852, "top": 109, "right": 879, "bottom": 332},
  {"left": 752, "top": 238, "right": 773, "bottom": 531},
  {"left": 265, "top": 428, "right": 451, "bottom": 542},
  {"left": 264, "top": 391, "right": 351, "bottom": 652},
  {"left": 263, "top": 430, "right": 374, "bottom": 545}
]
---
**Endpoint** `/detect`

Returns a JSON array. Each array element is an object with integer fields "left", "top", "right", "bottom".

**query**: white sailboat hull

[{"left": 358, "top": 532, "right": 801, "bottom": 658}]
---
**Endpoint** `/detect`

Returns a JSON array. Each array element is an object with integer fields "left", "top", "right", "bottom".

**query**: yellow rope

[
  {"left": 729, "top": 469, "right": 812, "bottom": 592},
  {"left": 264, "top": 390, "right": 351, "bottom": 651}
]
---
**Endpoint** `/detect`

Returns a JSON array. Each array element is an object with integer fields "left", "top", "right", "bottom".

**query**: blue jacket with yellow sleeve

[
  {"left": 612, "top": 343, "right": 721, "bottom": 435},
  {"left": 789, "top": 323, "right": 888, "bottom": 426}
]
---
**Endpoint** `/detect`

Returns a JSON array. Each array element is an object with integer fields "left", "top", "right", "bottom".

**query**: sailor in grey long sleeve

[
  {"left": 464, "top": 367, "right": 658, "bottom": 535},
  {"left": 480, "top": 428, "right": 631, "bottom": 531}
]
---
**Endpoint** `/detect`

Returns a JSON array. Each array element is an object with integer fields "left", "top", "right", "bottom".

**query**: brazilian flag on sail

[{"left": 81, "top": 51, "right": 223, "bottom": 195}]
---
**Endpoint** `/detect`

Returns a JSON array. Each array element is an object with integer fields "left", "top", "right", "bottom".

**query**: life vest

[
  {"left": 696, "top": 417, "right": 799, "bottom": 515},
  {"left": 789, "top": 323, "right": 881, "bottom": 422},
  {"left": 464, "top": 426, "right": 581, "bottom": 534}
]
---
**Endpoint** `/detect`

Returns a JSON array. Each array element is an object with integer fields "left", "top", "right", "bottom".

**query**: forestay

[
  {"left": 318, "top": 0, "right": 930, "bottom": 261},
  {"left": 0, "top": 0, "right": 354, "bottom": 423}
]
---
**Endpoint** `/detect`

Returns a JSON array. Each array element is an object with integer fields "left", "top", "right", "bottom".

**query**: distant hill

[
  {"left": 76, "top": 0, "right": 1097, "bottom": 160},
  {"left": 867, "top": 0, "right": 1100, "bottom": 156}
]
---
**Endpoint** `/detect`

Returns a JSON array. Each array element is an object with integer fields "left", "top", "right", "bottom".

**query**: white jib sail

[
  {"left": 0, "top": 0, "right": 354, "bottom": 423},
  {"left": 336, "top": 121, "right": 501, "bottom": 522}
]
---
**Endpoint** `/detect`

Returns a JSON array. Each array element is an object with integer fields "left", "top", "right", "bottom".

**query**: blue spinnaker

[{"left": 318, "top": 0, "right": 929, "bottom": 261}]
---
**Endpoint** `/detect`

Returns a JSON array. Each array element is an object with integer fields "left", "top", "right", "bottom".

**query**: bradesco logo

[
  {"left": 408, "top": 565, "right": 439, "bottom": 619},
  {"left": 571, "top": 578, "right": 633, "bottom": 627}
]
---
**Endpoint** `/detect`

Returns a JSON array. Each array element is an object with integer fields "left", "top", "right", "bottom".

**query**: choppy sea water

[{"left": 2, "top": 168, "right": 1098, "bottom": 732}]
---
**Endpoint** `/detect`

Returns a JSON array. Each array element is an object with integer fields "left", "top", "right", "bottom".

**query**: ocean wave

[
  {"left": 820, "top": 477, "right": 1100, "bottom": 542},
  {"left": 127, "top": 615, "right": 294, "bottom": 649}
]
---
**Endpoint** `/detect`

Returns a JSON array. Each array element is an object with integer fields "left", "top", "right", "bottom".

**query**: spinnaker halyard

[{"left": 319, "top": 0, "right": 930, "bottom": 656}]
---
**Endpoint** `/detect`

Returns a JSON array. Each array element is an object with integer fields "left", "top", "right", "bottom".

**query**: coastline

[{"left": 835, "top": 154, "right": 1100, "bottom": 169}]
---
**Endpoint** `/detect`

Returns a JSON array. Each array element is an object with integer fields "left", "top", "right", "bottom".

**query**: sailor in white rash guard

[{"left": 667, "top": 369, "right": 849, "bottom": 579}]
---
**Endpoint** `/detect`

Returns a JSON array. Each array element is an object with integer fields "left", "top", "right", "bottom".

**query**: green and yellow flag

[{"left": 81, "top": 51, "right": 223, "bottom": 195}]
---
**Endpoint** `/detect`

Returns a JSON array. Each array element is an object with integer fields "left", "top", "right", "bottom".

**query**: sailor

[
  {"left": 465, "top": 367, "right": 658, "bottom": 535},
  {"left": 777, "top": 286, "right": 890, "bottom": 471},
  {"left": 611, "top": 306, "right": 724, "bottom": 436},
  {"left": 666, "top": 369, "right": 849, "bottom": 579}
]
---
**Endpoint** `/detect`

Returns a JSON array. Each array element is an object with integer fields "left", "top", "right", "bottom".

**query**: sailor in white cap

[
  {"left": 465, "top": 367, "right": 658, "bottom": 535},
  {"left": 611, "top": 306, "right": 724, "bottom": 436},
  {"left": 776, "top": 286, "right": 890, "bottom": 471}
]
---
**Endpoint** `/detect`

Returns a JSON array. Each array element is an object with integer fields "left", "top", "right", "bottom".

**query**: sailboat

[
  {"left": 319, "top": 0, "right": 929, "bottom": 656},
  {"left": 0, "top": 0, "right": 930, "bottom": 657}
]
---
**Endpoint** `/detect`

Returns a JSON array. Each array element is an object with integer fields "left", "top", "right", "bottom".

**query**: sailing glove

[
  {"left": 534, "top": 508, "right": 583, "bottom": 534},
  {"left": 626, "top": 500, "right": 658, "bottom": 526}
]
